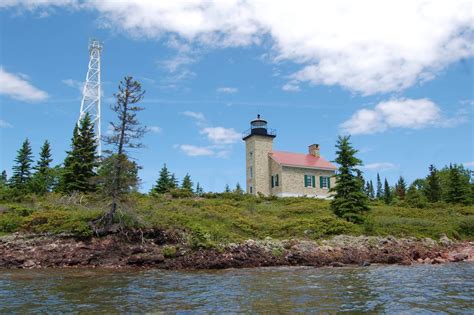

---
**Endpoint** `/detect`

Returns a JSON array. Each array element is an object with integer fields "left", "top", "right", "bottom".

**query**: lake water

[{"left": 1, "top": 263, "right": 473, "bottom": 314}]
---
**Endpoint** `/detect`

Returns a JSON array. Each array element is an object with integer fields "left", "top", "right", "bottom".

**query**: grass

[{"left": 0, "top": 192, "right": 472, "bottom": 246}]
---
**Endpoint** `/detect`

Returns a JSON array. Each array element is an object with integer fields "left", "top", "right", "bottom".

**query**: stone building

[{"left": 242, "top": 115, "right": 336, "bottom": 198}]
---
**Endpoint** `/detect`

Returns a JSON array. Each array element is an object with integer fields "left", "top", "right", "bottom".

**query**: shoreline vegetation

[
  {"left": 1, "top": 76, "right": 473, "bottom": 270},
  {"left": 0, "top": 194, "right": 472, "bottom": 269}
]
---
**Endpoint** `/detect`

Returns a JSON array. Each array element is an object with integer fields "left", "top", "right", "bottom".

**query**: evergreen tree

[
  {"left": 195, "top": 182, "right": 204, "bottom": 196},
  {"left": 405, "top": 184, "right": 428, "bottom": 208},
  {"left": 30, "top": 140, "right": 54, "bottom": 194},
  {"left": 62, "top": 114, "right": 98, "bottom": 193},
  {"left": 0, "top": 170, "right": 7, "bottom": 185},
  {"left": 234, "top": 183, "right": 244, "bottom": 194},
  {"left": 376, "top": 173, "right": 383, "bottom": 199},
  {"left": 97, "top": 154, "right": 140, "bottom": 195},
  {"left": 181, "top": 173, "right": 193, "bottom": 192},
  {"left": 10, "top": 139, "right": 34, "bottom": 190},
  {"left": 170, "top": 173, "right": 179, "bottom": 189},
  {"left": 445, "top": 164, "right": 470, "bottom": 204},
  {"left": 330, "top": 136, "right": 369, "bottom": 223},
  {"left": 424, "top": 164, "right": 441, "bottom": 202},
  {"left": 369, "top": 180, "right": 375, "bottom": 200},
  {"left": 395, "top": 176, "right": 407, "bottom": 200},
  {"left": 152, "top": 164, "right": 172, "bottom": 194},
  {"left": 102, "top": 76, "right": 146, "bottom": 224},
  {"left": 224, "top": 184, "right": 231, "bottom": 193},
  {"left": 383, "top": 178, "right": 392, "bottom": 204}
]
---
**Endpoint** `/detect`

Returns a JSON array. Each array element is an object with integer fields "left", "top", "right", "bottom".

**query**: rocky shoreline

[{"left": 0, "top": 233, "right": 472, "bottom": 270}]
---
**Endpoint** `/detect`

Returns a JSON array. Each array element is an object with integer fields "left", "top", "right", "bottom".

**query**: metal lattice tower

[{"left": 78, "top": 39, "right": 103, "bottom": 156}]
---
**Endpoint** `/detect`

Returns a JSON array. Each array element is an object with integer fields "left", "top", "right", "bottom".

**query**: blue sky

[{"left": 0, "top": 1, "right": 473, "bottom": 192}]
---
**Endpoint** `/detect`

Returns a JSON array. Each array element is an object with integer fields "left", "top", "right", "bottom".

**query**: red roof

[{"left": 270, "top": 151, "right": 336, "bottom": 170}]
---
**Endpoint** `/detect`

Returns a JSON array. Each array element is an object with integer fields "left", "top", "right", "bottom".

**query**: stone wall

[
  {"left": 279, "top": 166, "right": 335, "bottom": 198},
  {"left": 269, "top": 157, "right": 283, "bottom": 196}
]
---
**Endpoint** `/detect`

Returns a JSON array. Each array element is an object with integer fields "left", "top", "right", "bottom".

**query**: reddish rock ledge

[{"left": 0, "top": 233, "right": 472, "bottom": 270}]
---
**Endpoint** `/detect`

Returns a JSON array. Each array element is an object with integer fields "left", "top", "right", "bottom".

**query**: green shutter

[
  {"left": 276, "top": 174, "right": 279, "bottom": 187},
  {"left": 320, "top": 176, "right": 323, "bottom": 188},
  {"left": 304, "top": 175, "right": 308, "bottom": 187},
  {"left": 312, "top": 176, "right": 316, "bottom": 188},
  {"left": 327, "top": 176, "right": 331, "bottom": 189},
  {"left": 271, "top": 176, "right": 274, "bottom": 188}
]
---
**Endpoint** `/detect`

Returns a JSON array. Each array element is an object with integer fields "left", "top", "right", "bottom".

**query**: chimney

[{"left": 308, "top": 144, "right": 320, "bottom": 157}]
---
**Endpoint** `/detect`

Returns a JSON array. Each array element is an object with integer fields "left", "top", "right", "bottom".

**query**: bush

[
  {"left": 458, "top": 216, "right": 474, "bottom": 237},
  {"left": 162, "top": 245, "right": 177, "bottom": 258}
]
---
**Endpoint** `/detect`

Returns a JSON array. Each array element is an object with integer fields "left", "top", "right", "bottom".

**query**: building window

[
  {"left": 249, "top": 151, "right": 253, "bottom": 158},
  {"left": 304, "top": 175, "right": 315, "bottom": 187},
  {"left": 271, "top": 174, "right": 279, "bottom": 188},
  {"left": 250, "top": 166, "right": 253, "bottom": 178},
  {"left": 250, "top": 186, "right": 253, "bottom": 193},
  {"left": 320, "top": 176, "right": 331, "bottom": 189}
]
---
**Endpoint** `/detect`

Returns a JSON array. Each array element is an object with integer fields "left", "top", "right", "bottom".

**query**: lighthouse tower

[{"left": 242, "top": 115, "right": 276, "bottom": 195}]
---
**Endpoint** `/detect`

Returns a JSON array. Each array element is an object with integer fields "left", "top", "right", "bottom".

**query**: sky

[{"left": 0, "top": 0, "right": 473, "bottom": 192}]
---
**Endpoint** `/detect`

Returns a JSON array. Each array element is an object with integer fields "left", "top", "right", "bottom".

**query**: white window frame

[{"left": 321, "top": 176, "right": 328, "bottom": 189}]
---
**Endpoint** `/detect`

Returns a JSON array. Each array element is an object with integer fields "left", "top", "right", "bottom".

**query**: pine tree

[
  {"left": 376, "top": 173, "right": 383, "bottom": 199},
  {"left": 152, "top": 164, "right": 172, "bottom": 194},
  {"left": 195, "top": 182, "right": 204, "bottom": 196},
  {"left": 365, "top": 181, "right": 370, "bottom": 198},
  {"left": 395, "top": 176, "right": 407, "bottom": 200},
  {"left": 234, "top": 183, "right": 244, "bottom": 194},
  {"left": 369, "top": 180, "right": 375, "bottom": 200},
  {"left": 30, "top": 140, "right": 53, "bottom": 194},
  {"left": 181, "top": 173, "right": 193, "bottom": 192},
  {"left": 10, "top": 139, "right": 34, "bottom": 190},
  {"left": 62, "top": 114, "right": 98, "bottom": 193},
  {"left": 383, "top": 178, "right": 392, "bottom": 204},
  {"left": 445, "top": 164, "right": 470, "bottom": 204},
  {"left": 330, "top": 136, "right": 369, "bottom": 223},
  {"left": 97, "top": 154, "right": 140, "bottom": 195},
  {"left": 224, "top": 184, "right": 231, "bottom": 193},
  {"left": 425, "top": 164, "right": 441, "bottom": 202}
]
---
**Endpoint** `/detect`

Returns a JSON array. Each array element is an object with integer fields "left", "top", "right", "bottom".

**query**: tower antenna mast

[{"left": 78, "top": 39, "right": 103, "bottom": 156}]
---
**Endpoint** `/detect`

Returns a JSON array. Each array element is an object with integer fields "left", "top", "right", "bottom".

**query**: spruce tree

[
  {"left": 152, "top": 164, "right": 172, "bottom": 194},
  {"left": 0, "top": 170, "right": 7, "bottom": 185},
  {"left": 62, "top": 114, "right": 98, "bottom": 193},
  {"left": 395, "top": 176, "right": 407, "bottom": 200},
  {"left": 406, "top": 184, "right": 427, "bottom": 208},
  {"left": 234, "top": 183, "right": 244, "bottom": 194},
  {"left": 102, "top": 76, "right": 147, "bottom": 224},
  {"left": 181, "top": 173, "right": 193, "bottom": 192},
  {"left": 376, "top": 173, "right": 383, "bottom": 199},
  {"left": 369, "top": 180, "right": 375, "bottom": 200},
  {"left": 425, "top": 164, "right": 441, "bottom": 202},
  {"left": 31, "top": 140, "right": 53, "bottom": 194},
  {"left": 10, "top": 138, "right": 34, "bottom": 190},
  {"left": 330, "top": 136, "right": 369, "bottom": 223},
  {"left": 224, "top": 184, "right": 231, "bottom": 193},
  {"left": 170, "top": 173, "right": 179, "bottom": 189},
  {"left": 195, "top": 182, "right": 204, "bottom": 196},
  {"left": 383, "top": 178, "right": 392, "bottom": 204},
  {"left": 445, "top": 164, "right": 470, "bottom": 204}
]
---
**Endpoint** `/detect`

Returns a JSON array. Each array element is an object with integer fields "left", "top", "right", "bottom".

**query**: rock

[
  {"left": 127, "top": 254, "right": 164, "bottom": 265},
  {"left": 387, "top": 255, "right": 402, "bottom": 264},
  {"left": 432, "top": 258, "right": 446, "bottom": 264},
  {"left": 439, "top": 235, "right": 453, "bottom": 247},
  {"left": 423, "top": 258, "right": 432, "bottom": 264},
  {"left": 452, "top": 253, "right": 468, "bottom": 262},
  {"left": 331, "top": 262, "right": 344, "bottom": 267},
  {"left": 23, "top": 259, "right": 35, "bottom": 268},
  {"left": 360, "top": 261, "right": 371, "bottom": 267},
  {"left": 417, "top": 258, "right": 424, "bottom": 263}
]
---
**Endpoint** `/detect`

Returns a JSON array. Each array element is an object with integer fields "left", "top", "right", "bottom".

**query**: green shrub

[
  {"left": 162, "top": 245, "right": 177, "bottom": 258},
  {"left": 458, "top": 216, "right": 474, "bottom": 237}
]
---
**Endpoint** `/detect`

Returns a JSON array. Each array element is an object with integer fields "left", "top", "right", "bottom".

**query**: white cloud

[
  {"left": 463, "top": 161, "right": 474, "bottom": 167},
  {"left": 177, "top": 144, "right": 214, "bottom": 157},
  {"left": 361, "top": 162, "right": 397, "bottom": 171},
  {"left": 216, "top": 87, "right": 238, "bottom": 94},
  {"left": 0, "top": 119, "right": 13, "bottom": 128},
  {"left": 61, "top": 78, "right": 83, "bottom": 91},
  {"left": 0, "top": 67, "right": 48, "bottom": 102},
  {"left": 200, "top": 127, "right": 240, "bottom": 144},
  {"left": 282, "top": 82, "right": 300, "bottom": 92},
  {"left": 147, "top": 126, "right": 162, "bottom": 133},
  {"left": 181, "top": 111, "right": 205, "bottom": 121},
  {"left": 7, "top": 0, "right": 471, "bottom": 95},
  {"left": 340, "top": 98, "right": 448, "bottom": 135}
]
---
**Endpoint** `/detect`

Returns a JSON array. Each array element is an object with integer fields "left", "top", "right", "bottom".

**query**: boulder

[
  {"left": 439, "top": 235, "right": 453, "bottom": 247},
  {"left": 452, "top": 253, "right": 468, "bottom": 262}
]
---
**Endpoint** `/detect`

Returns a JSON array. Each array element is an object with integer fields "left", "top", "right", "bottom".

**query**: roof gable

[{"left": 270, "top": 151, "right": 336, "bottom": 170}]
